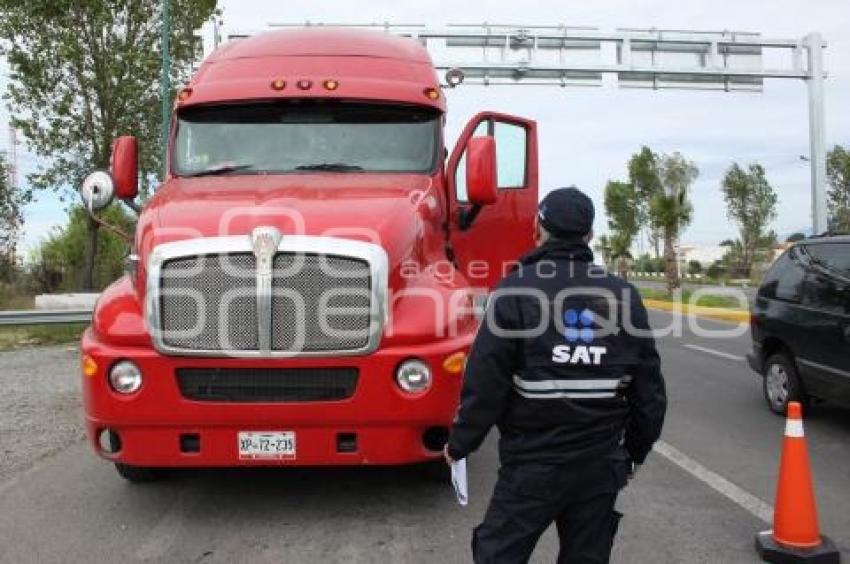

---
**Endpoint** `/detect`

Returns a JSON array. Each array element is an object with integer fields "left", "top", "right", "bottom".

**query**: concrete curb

[{"left": 643, "top": 299, "right": 750, "bottom": 324}]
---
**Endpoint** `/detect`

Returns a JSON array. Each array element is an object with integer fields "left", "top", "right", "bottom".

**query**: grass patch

[
  {"left": 0, "top": 323, "right": 86, "bottom": 351},
  {"left": 0, "top": 292, "right": 35, "bottom": 311},
  {"left": 638, "top": 288, "right": 746, "bottom": 310}
]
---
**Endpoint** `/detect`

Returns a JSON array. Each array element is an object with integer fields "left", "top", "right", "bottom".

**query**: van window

[
  {"left": 803, "top": 243, "right": 850, "bottom": 277},
  {"left": 801, "top": 271, "right": 848, "bottom": 315},
  {"left": 173, "top": 102, "right": 441, "bottom": 175},
  {"left": 760, "top": 250, "right": 804, "bottom": 302}
]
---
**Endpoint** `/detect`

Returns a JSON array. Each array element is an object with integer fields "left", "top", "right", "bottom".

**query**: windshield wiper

[
  {"left": 182, "top": 164, "right": 256, "bottom": 178},
  {"left": 294, "top": 163, "right": 364, "bottom": 172}
]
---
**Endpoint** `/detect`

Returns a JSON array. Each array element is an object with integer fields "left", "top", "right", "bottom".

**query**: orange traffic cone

[{"left": 755, "top": 401, "right": 840, "bottom": 563}]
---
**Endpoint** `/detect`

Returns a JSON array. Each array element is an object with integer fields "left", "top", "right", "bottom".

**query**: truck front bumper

[{"left": 81, "top": 328, "right": 471, "bottom": 467}]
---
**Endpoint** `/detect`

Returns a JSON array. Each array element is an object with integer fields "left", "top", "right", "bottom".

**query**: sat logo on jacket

[{"left": 552, "top": 308, "right": 607, "bottom": 365}]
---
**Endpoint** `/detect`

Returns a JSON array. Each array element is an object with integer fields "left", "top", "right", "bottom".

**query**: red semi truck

[{"left": 80, "top": 28, "right": 538, "bottom": 481}]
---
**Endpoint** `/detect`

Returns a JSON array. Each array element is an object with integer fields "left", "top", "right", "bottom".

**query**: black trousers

[{"left": 472, "top": 458, "right": 628, "bottom": 564}]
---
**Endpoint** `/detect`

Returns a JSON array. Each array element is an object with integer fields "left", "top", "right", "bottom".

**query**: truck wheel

[
  {"left": 419, "top": 459, "right": 451, "bottom": 483},
  {"left": 114, "top": 463, "right": 164, "bottom": 483},
  {"left": 763, "top": 353, "right": 808, "bottom": 415}
]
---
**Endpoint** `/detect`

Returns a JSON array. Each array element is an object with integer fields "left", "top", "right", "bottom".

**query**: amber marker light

[
  {"left": 442, "top": 351, "right": 467, "bottom": 375},
  {"left": 270, "top": 77, "right": 287, "bottom": 91},
  {"left": 423, "top": 87, "right": 440, "bottom": 100},
  {"left": 177, "top": 88, "right": 193, "bottom": 102},
  {"left": 296, "top": 79, "right": 313, "bottom": 90},
  {"left": 323, "top": 79, "right": 339, "bottom": 91},
  {"left": 82, "top": 355, "right": 98, "bottom": 377}
]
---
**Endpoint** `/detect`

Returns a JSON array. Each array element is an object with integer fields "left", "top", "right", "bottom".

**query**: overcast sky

[{"left": 4, "top": 0, "right": 849, "bottom": 254}]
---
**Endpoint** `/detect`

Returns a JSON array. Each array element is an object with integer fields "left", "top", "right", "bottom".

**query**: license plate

[{"left": 238, "top": 431, "right": 296, "bottom": 461}]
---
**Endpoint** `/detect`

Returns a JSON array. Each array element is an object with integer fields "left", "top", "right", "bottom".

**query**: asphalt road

[{"left": 0, "top": 311, "right": 848, "bottom": 563}]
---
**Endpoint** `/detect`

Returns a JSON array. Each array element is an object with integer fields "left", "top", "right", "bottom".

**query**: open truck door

[{"left": 447, "top": 112, "right": 539, "bottom": 289}]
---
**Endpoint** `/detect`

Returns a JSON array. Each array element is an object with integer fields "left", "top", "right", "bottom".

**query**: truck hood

[{"left": 138, "top": 173, "right": 440, "bottom": 276}]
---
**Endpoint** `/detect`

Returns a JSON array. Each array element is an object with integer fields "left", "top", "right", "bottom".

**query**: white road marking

[
  {"left": 654, "top": 440, "right": 773, "bottom": 523},
  {"left": 682, "top": 343, "right": 746, "bottom": 362},
  {"left": 134, "top": 487, "right": 203, "bottom": 560}
]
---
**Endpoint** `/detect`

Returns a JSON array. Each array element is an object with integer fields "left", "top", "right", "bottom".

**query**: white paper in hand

[{"left": 450, "top": 458, "right": 468, "bottom": 506}]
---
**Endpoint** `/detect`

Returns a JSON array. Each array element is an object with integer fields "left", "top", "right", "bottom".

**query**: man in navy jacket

[{"left": 445, "top": 187, "right": 667, "bottom": 564}]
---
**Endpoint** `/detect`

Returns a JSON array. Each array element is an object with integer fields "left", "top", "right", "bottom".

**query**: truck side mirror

[
  {"left": 466, "top": 136, "right": 497, "bottom": 206},
  {"left": 111, "top": 136, "right": 139, "bottom": 200},
  {"left": 80, "top": 170, "right": 116, "bottom": 212}
]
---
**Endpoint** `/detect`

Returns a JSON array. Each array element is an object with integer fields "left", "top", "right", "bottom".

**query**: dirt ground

[{"left": 0, "top": 345, "right": 85, "bottom": 482}]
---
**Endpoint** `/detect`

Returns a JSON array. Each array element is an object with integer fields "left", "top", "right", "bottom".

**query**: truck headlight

[
  {"left": 109, "top": 360, "right": 143, "bottom": 394},
  {"left": 395, "top": 359, "right": 432, "bottom": 394}
]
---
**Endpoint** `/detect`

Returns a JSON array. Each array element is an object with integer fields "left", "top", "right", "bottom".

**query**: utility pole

[
  {"left": 160, "top": 0, "right": 171, "bottom": 177},
  {"left": 804, "top": 33, "right": 828, "bottom": 235},
  {"left": 212, "top": 9, "right": 223, "bottom": 49}
]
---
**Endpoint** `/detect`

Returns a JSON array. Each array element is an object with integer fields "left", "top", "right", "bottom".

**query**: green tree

[
  {"left": 720, "top": 162, "right": 778, "bottom": 277},
  {"left": 627, "top": 146, "right": 663, "bottom": 258},
  {"left": 687, "top": 260, "right": 702, "bottom": 276},
  {"left": 654, "top": 152, "right": 698, "bottom": 292},
  {"left": 826, "top": 145, "right": 850, "bottom": 232},
  {"left": 785, "top": 232, "right": 806, "bottom": 243},
  {"left": 0, "top": 0, "right": 216, "bottom": 289},
  {"left": 0, "top": 154, "right": 24, "bottom": 286},
  {"left": 29, "top": 205, "right": 135, "bottom": 292},
  {"left": 593, "top": 234, "right": 613, "bottom": 268},
  {"left": 706, "top": 260, "right": 725, "bottom": 280},
  {"left": 603, "top": 180, "right": 640, "bottom": 278}
]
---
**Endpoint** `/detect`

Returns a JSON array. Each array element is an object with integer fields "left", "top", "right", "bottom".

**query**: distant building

[{"left": 678, "top": 244, "right": 726, "bottom": 266}]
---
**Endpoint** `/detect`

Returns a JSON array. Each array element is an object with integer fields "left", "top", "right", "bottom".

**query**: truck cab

[{"left": 80, "top": 28, "right": 538, "bottom": 480}]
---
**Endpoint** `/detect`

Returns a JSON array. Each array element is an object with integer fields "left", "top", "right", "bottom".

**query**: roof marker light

[
  {"left": 323, "top": 79, "right": 339, "bottom": 91},
  {"left": 423, "top": 87, "right": 440, "bottom": 100},
  {"left": 296, "top": 79, "right": 313, "bottom": 90},
  {"left": 270, "top": 78, "right": 287, "bottom": 91},
  {"left": 177, "top": 88, "right": 193, "bottom": 102}
]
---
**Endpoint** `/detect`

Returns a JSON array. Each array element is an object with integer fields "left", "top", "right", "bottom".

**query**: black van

[{"left": 748, "top": 235, "right": 850, "bottom": 414}]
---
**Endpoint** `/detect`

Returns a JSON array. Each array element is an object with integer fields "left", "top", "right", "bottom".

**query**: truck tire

[
  {"left": 763, "top": 353, "right": 808, "bottom": 416},
  {"left": 114, "top": 463, "right": 164, "bottom": 483}
]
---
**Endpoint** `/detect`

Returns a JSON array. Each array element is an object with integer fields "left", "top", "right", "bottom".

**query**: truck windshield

[{"left": 173, "top": 101, "right": 440, "bottom": 176}]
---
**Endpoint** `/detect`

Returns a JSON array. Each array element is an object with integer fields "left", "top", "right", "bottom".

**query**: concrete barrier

[{"left": 35, "top": 293, "right": 99, "bottom": 311}]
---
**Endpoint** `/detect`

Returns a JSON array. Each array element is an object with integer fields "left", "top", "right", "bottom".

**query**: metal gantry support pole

[
  {"left": 804, "top": 32, "right": 828, "bottom": 234},
  {"left": 160, "top": 0, "right": 172, "bottom": 178}
]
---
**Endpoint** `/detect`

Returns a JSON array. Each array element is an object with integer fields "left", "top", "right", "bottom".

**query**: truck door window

[
  {"left": 454, "top": 121, "right": 489, "bottom": 202},
  {"left": 454, "top": 120, "right": 528, "bottom": 202},
  {"left": 494, "top": 122, "right": 527, "bottom": 188}
]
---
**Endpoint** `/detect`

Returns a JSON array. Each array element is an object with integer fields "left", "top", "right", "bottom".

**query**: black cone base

[{"left": 756, "top": 531, "right": 841, "bottom": 564}]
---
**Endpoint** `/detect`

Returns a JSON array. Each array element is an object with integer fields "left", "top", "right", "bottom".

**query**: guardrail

[{"left": 0, "top": 309, "right": 93, "bottom": 326}]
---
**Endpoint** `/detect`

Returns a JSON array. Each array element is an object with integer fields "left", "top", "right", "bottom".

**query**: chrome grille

[
  {"left": 148, "top": 234, "right": 387, "bottom": 358},
  {"left": 156, "top": 249, "right": 374, "bottom": 355},
  {"left": 271, "top": 254, "right": 372, "bottom": 352},
  {"left": 160, "top": 253, "right": 259, "bottom": 351}
]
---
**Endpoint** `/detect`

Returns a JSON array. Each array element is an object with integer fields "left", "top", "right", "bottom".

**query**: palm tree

[
  {"left": 653, "top": 153, "right": 698, "bottom": 292},
  {"left": 594, "top": 235, "right": 613, "bottom": 268}
]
